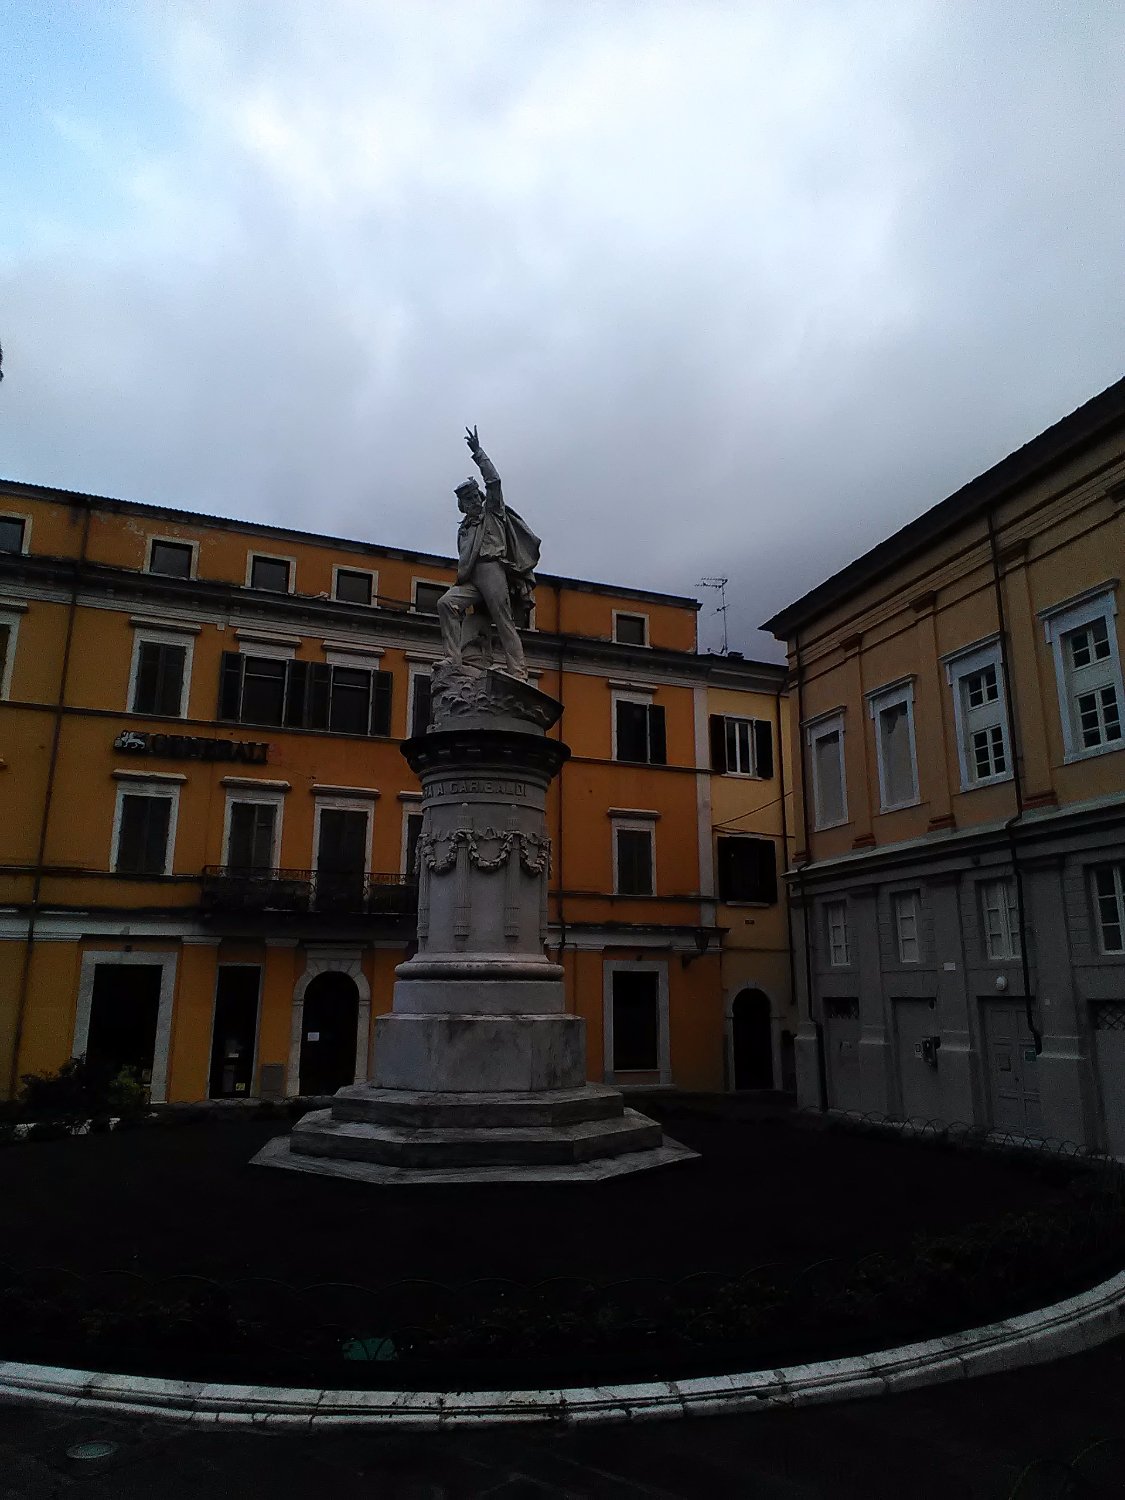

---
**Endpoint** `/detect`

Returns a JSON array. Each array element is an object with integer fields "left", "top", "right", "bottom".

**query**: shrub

[{"left": 17, "top": 1057, "right": 149, "bottom": 1124}]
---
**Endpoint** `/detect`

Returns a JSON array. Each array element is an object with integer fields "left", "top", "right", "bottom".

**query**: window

[
  {"left": 112, "top": 785, "right": 178, "bottom": 875},
  {"left": 892, "top": 891, "right": 921, "bottom": 963},
  {"left": 944, "top": 639, "right": 1013, "bottom": 789},
  {"left": 614, "top": 824, "right": 655, "bottom": 896},
  {"left": 608, "top": 969, "right": 662, "bottom": 1072},
  {"left": 716, "top": 836, "right": 777, "bottom": 903},
  {"left": 413, "top": 581, "right": 447, "bottom": 614},
  {"left": 709, "top": 715, "right": 773, "bottom": 778},
  {"left": 130, "top": 636, "right": 189, "bottom": 717},
  {"left": 249, "top": 555, "right": 292, "bottom": 593},
  {"left": 825, "top": 901, "right": 850, "bottom": 966},
  {"left": 409, "top": 669, "right": 433, "bottom": 736},
  {"left": 402, "top": 809, "right": 424, "bottom": 875},
  {"left": 614, "top": 696, "right": 666, "bottom": 764},
  {"left": 982, "top": 878, "right": 1020, "bottom": 960},
  {"left": 333, "top": 567, "right": 375, "bottom": 605},
  {"left": 806, "top": 712, "right": 847, "bottom": 829},
  {"left": 868, "top": 680, "right": 919, "bottom": 811},
  {"left": 0, "top": 609, "right": 22, "bottom": 699},
  {"left": 148, "top": 539, "right": 194, "bottom": 579},
  {"left": 219, "top": 652, "right": 392, "bottom": 735},
  {"left": 1042, "top": 587, "right": 1124, "bottom": 760},
  {"left": 224, "top": 799, "right": 279, "bottom": 871},
  {"left": 613, "top": 612, "right": 648, "bottom": 646},
  {"left": 1093, "top": 865, "right": 1125, "bottom": 954},
  {"left": 0, "top": 516, "right": 27, "bottom": 553}
]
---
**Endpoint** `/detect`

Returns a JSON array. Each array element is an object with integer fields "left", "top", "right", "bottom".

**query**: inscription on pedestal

[{"left": 424, "top": 778, "right": 527, "bottom": 800}]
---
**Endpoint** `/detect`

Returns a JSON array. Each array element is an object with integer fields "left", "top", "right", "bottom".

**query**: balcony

[{"left": 200, "top": 867, "right": 417, "bottom": 921}]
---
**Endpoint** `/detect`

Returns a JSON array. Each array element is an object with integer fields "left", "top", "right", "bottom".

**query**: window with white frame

[
  {"left": 709, "top": 715, "right": 774, "bottom": 778},
  {"left": 981, "top": 878, "right": 1020, "bottom": 960},
  {"left": 333, "top": 566, "right": 377, "bottom": 606},
  {"left": 1042, "top": 587, "right": 1124, "bottom": 759},
  {"left": 0, "top": 514, "right": 29, "bottom": 554},
  {"left": 806, "top": 711, "right": 847, "bottom": 829},
  {"left": 868, "top": 679, "right": 919, "bottom": 811},
  {"left": 223, "top": 791, "right": 283, "bottom": 872},
  {"left": 408, "top": 667, "right": 433, "bottom": 736},
  {"left": 825, "top": 900, "right": 850, "bottom": 966},
  {"left": 613, "top": 819, "right": 655, "bottom": 896},
  {"left": 892, "top": 890, "right": 921, "bottom": 963},
  {"left": 147, "top": 538, "right": 195, "bottom": 579},
  {"left": 944, "top": 639, "right": 1012, "bottom": 789},
  {"left": 248, "top": 554, "right": 293, "bottom": 593},
  {"left": 1093, "top": 864, "right": 1125, "bottom": 954},
  {"left": 129, "top": 628, "right": 193, "bottom": 718},
  {"left": 112, "top": 780, "right": 180, "bottom": 875},
  {"left": 0, "top": 608, "right": 23, "bottom": 699},
  {"left": 412, "top": 580, "right": 447, "bottom": 614},
  {"left": 613, "top": 692, "right": 666, "bottom": 764},
  {"left": 613, "top": 611, "right": 648, "bottom": 646}
]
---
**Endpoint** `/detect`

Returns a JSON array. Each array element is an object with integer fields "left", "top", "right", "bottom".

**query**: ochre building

[
  {"left": 0, "top": 482, "right": 791, "bottom": 1103},
  {"left": 765, "top": 378, "right": 1125, "bottom": 1150}
]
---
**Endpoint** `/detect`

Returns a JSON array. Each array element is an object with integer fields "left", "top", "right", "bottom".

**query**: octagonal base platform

[{"left": 253, "top": 1082, "right": 698, "bottom": 1185}]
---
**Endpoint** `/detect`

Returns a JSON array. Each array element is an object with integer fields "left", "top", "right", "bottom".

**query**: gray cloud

[{"left": 3, "top": 1, "right": 1123, "bottom": 658}]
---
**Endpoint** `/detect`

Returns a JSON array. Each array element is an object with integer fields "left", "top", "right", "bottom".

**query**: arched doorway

[
  {"left": 732, "top": 988, "right": 773, "bottom": 1090},
  {"left": 299, "top": 972, "right": 359, "bottom": 1096}
]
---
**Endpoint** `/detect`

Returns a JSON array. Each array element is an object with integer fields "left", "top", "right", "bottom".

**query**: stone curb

[{"left": 2, "top": 1269, "right": 1124, "bottom": 1429}]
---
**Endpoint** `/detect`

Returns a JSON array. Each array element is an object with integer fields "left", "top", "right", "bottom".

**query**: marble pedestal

[{"left": 257, "top": 665, "right": 694, "bottom": 1184}]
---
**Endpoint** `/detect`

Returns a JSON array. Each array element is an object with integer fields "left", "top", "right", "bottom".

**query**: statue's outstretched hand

[{"left": 464, "top": 425, "right": 481, "bottom": 455}]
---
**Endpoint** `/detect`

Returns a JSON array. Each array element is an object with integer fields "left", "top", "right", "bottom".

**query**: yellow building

[
  {"left": 0, "top": 480, "right": 788, "bottom": 1103},
  {"left": 765, "top": 378, "right": 1125, "bottom": 1149}
]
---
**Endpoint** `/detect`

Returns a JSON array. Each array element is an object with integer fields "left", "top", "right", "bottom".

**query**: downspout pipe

[
  {"left": 9, "top": 501, "right": 92, "bottom": 1096},
  {"left": 986, "top": 510, "right": 1038, "bottom": 1051}
]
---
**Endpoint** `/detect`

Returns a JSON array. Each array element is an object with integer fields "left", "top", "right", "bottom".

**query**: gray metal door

[
  {"left": 893, "top": 998, "right": 943, "bottom": 1121},
  {"left": 983, "top": 1001, "right": 1042, "bottom": 1134},
  {"left": 824, "top": 999, "right": 861, "bottom": 1111},
  {"left": 1093, "top": 1003, "right": 1125, "bottom": 1156}
]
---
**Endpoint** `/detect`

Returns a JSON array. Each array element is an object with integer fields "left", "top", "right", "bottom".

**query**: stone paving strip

[{"left": 2, "top": 1267, "right": 1124, "bottom": 1430}]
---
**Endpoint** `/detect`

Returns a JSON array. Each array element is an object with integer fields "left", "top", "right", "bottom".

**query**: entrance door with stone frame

[
  {"left": 982, "top": 999, "right": 1043, "bottom": 1134},
  {"left": 299, "top": 971, "right": 360, "bottom": 1096}
]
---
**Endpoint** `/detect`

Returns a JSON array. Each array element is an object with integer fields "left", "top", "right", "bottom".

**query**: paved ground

[{"left": 3, "top": 1336, "right": 1125, "bottom": 1498}]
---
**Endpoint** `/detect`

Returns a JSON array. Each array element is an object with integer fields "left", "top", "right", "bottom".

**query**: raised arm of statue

[{"left": 465, "top": 426, "right": 503, "bottom": 512}]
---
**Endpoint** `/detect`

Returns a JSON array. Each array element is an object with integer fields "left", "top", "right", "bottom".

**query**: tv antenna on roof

[{"left": 698, "top": 576, "right": 729, "bottom": 655}]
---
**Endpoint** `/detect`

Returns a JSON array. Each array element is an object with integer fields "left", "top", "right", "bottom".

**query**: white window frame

[
  {"left": 245, "top": 551, "right": 296, "bottom": 594},
  {"left": 602, "top": 959, "right": 671, "bottom": 1084},
  {"left": 0, "top": 604, "right": 26, "bottom": 700},
  {"left": 222, "top": 786, "right": 285, "bottom": 869},
  {"left": 331, "top": 564, "right": 378, "bottom": 606},
  {"left": 73, "top": 949, "right": 178, "bottom": 1103},
  {"left": 411, "top": 577, "right": 448, "bottom": 614},
  {"left": 127, "top": 626, "right": 195, "bottom": 718},
  {"left": 612, "top": 610, "right": 650, "bottom": 647},
  {"left": 805, "top": 709, "right": 848, "bottom": 831},
  {"left": 145, "top": 535, "right": 198, "bottom": 580},
  {"left": 312, "top": 795, "right": 374, "bottom": 880},
  {"left": 892, "top": 889, "right": 921, "bottom": 964},
  {"left": 0, "top": 511, "right": 32, "bottom": 555},
  {"left": 111, "top": 774, "right": 182, "bottom": 876},
  {"left": 867, "top": 677, "right": 920, "bottom": 812},
  {"left": 825, "top": 899, "right": 850, "bottom": 967},
  {"left": 611, "top": 816, "right": 657, "bottom": 897},
  {"left": 610, "top": 687, "right": 655, "bottom": 761},
  {"left": 1092, "top": 863, "right": 1125, "bottom": 955},
  {"left": 1041, "top": 584, "right": 1123, "bottom": 762},
  {"left": 943, "top": 637, "right": 1013, "bottom": 790},
  {"left": 716, "top": 714, "right": 759, "bottom": 777},
  {"left": 981, "top": 877, "right": 1021, "bottom": 961}
]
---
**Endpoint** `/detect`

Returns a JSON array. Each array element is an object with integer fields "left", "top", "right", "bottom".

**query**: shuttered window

[
  {"left": 615, "top": 827, "right": 655, "bottom": 895},
  {"left": 131, "top": 641, "right": 187, "bottom": 717},
  {"left": 614, "top": 699, "right": 666, "bottom": 764},
  {"left": 716, "top": 836, "right": 777, "bottom": 903},
  {"left": 115, "top": 794, "right": 173, "bottom": 875},
  {"left": 227, "top": 802, "right": 277, "bottom": 870},
  {"left": 219, "top": 652, "right": 392, "bottom": 735},
  {"left": 709, "top": 715, "right": 773, "bottom": 777}
]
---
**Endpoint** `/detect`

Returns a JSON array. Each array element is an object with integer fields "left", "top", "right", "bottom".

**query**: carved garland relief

[{"left": 416, "top": 827, "right": 551, "bottom": 877}]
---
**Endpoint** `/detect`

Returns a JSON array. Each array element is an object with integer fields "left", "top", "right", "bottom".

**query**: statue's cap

[{"left": 454, "top": 477, "right": 480, "bottom": 496}]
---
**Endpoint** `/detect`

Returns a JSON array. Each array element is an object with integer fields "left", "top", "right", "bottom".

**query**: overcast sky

[{"left": 3, "top": 2, "right": 1123, "bottom": 657}]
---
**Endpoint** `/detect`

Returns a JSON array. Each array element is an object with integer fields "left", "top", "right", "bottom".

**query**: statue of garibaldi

[{"left": 436, "top": 427, "right": 540, "bottom": 682}]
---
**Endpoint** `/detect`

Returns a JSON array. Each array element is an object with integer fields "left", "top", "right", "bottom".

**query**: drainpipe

[
  {"left": 792, "top": 630, "right": 828, "bottom": 1104},
  {"left": 9, "top": 501, "right": 92, "bottom": 1095},
  {"left": 986, "top": 510, "right": 1038, "bottom": 1051}
]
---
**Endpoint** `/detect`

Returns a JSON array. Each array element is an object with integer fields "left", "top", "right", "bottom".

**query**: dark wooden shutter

[
  {"left": 157, "top": 645, "right": 185, "bottom": 716},
  {"left": 647, "top": 704, "right": 667, "bottom": 765},
  {"left": 133, "top": 642, "right": 160, "bottom": 714},
  {"left": 753, "top": 838, "right": 778, "bottom": 903},
  {"left": 307, "top": 663, "right": 331, "bottom": 731},
  {"left": 615, "top": 700, "right": 646, "bottom": 761},
  {"left": 709, "top": 715, "right": 727, "bottom": 772},
  {"left": 411, "top": 674, "right": 432, "bottom": 737},
  {"left": 370, "top": 670, "right": 393, "bottom": 736},
  {"left": 218, "top": 652, "right": 243, "bottom": 721},
  {"left": 717, "top": 836, "right": 777, "bottom": 902},
  {"left": 284, "top": 659, "right": 309, "bottom": 727},
  {"left": 754, "top": 720, "right": 774, "bottom": 780}
]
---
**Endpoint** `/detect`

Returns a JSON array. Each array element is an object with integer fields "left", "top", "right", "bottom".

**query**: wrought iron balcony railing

[{"left": 200, "top": 866, "right": 417, "bottom": 919}]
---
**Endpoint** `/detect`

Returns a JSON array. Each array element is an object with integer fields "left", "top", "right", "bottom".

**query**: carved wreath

[{"left": 415, "top": 828, "right": 551, "bottom": 877}]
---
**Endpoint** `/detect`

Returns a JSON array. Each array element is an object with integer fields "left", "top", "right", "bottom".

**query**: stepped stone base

[{"left": 254, "top": 1082, "right": 698, "bottom": 1184}]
